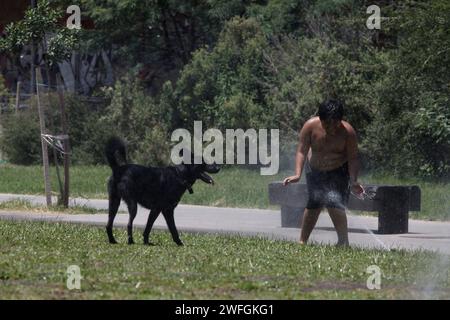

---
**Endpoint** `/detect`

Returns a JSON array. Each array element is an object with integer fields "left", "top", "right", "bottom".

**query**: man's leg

[
  {"left": 327, "top": 207, "right": 349, "bottom": 246},
  {"left": 300, "top": 208, "right": 322, "bottom": 244}
]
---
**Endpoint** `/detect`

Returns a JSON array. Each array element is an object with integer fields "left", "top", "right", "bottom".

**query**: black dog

[{"left": 105, "top": 137, "right": 220, "bottom": 246}]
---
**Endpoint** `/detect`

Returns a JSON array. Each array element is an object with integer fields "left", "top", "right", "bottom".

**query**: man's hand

[
  {"left": 283, "top": 175, "right": 300, "bottom": 186},
  {"left": 350, "top": 182, "right": 364, "bottom": 199}
]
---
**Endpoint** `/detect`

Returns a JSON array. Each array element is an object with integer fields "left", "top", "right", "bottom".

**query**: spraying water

[
  {"left": 327, "top": 187, "right": 450, "bottom": 298},
  {"left": 412, "top": 252, "right": 450, "bottom": 299},
  {"left": 322, "top": 188, "right": 391, "bottom": 251},
  {"left": 346, "top": 207, "right": 391, "bottom": 251}
]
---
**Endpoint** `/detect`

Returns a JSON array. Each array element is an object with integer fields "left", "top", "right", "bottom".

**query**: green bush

[
  {"left": 0, "top": 79, "right": 173, "bottom": 167},
  {"left": 99, "top": 74, "right": 172, "bottom": 166},
  {"left": 247, "top": 0, "right": 307, "bottom": 35},
  {"left": 63, "top": 95, "right": 110, "bottom": 165},
  {"left": 363, "top": 92, "right": 450, "bottom": 179},
  {"left": 261, "top": 35, "right": 384, "bottom": 170},
  {"left": 171, "top": 17, "right": 270, "bottom": 131},
  {"left": 361, "top": 1, "right": 450, "bottom": 179},
  {"left": 0, "top": 93, "right": 109, "bottom": 165},
  {"left": 0, "top": 108, "right": 41, "bottom": 165},
  {"left": 410, "top": 94, "right": 450, "bottom": 177},
  {"left": 0, "top": 75, "right": 7, "bottom": 98}
]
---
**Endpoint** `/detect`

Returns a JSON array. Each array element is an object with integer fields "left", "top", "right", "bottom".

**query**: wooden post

[
  {"left": 56, "top": 75, "right": 70, "bottom": 208},
  {"left": 44, "top": 66, "right": 64, "bottom": 205},
  {"left": 36, "top": 67, "right": 52, "bottom": 206},
  {"left": 15, "top": 81, "right": 21, "bottom": 113}
]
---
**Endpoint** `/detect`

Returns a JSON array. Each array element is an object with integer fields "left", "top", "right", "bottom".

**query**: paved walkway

[{"left": 0, "top": 193, "right": 449, "bottom": 255}]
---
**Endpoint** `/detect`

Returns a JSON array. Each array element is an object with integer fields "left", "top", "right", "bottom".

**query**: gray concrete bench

[{"left": 268, "top": 183, "right": 421, "bottom": 234}]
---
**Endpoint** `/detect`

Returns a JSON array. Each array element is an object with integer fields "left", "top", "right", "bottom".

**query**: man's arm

[
  {"left": 345, "top": 123, "right": 362, "bottom": 189},
  {"left": 283, "top": 121, "right": 311, "bottom": 185}
]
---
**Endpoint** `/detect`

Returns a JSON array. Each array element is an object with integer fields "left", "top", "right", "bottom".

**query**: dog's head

[
  {"left": 178, "top": 161, "right": 220, "bottom": 185},
  {"left": 193, "top": 162, "right": 221, "bottom": 185},
  {"left": 176, "top": 151, "right": 220, "bottom": 190}
]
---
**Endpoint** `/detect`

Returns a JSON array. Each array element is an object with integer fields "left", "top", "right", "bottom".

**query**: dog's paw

[
  {"left": 128, "top": 239, "right": 135, "bottom": 245},
  {"left": 144, "top": 241, "right": 156, "bottom": 246},
  {"left": 109, "top": 239, "right": 118, "bottom": 244},
  {"left": 175, "top": 240, "right": 184, "bottom": 247}
]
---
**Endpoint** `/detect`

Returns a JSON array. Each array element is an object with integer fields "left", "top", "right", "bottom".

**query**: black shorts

[{"left": 305, "top": 161, "right": 350, "bottom": 210}]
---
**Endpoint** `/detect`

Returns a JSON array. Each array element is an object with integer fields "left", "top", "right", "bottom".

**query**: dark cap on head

[{"left": 318, "top": 99, "right": 344, "bottom": 120}]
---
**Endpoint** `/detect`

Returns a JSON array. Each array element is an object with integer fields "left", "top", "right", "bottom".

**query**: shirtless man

[{"left": 283, "top": 100, "right": 363, "bottom": 246}]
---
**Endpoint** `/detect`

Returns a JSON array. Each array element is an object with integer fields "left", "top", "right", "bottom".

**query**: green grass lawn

[
  {"left": 0, "top": 164, "right": 448, "bottom": 220},
  {"left": 0, "top": 220, "right": 449, "bottom": 299},
  {"left": 0, "top": 199, "right": 110, "bottom": 215}
]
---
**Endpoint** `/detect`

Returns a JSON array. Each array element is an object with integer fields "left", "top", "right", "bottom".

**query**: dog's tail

[{"left": 105, "top": 136, "right": 127, "bottom": 171}]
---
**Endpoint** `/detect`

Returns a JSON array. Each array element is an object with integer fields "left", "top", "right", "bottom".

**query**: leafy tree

[
  {"left": 247, "top": 0, "right": 309, "bottom": 35},
  {"left": 48, "top": 0, "right": 250, "bottom": 89},
  {"left": 0, "top": 106, "right": 42, "bottom": 164},
  {"left": 0, "top": 0, "right": 80, "bottom": 66},
  {"left": 168, "top": 17, "right": 270, "bottom": 130},
  {"left": 363, "top": 0, "right": 450, "bottom": 178}
]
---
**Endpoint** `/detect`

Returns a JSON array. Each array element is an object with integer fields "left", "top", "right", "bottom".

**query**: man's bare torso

[{"left": 307, "top": 117, "right": 349, "bottom": 171}]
